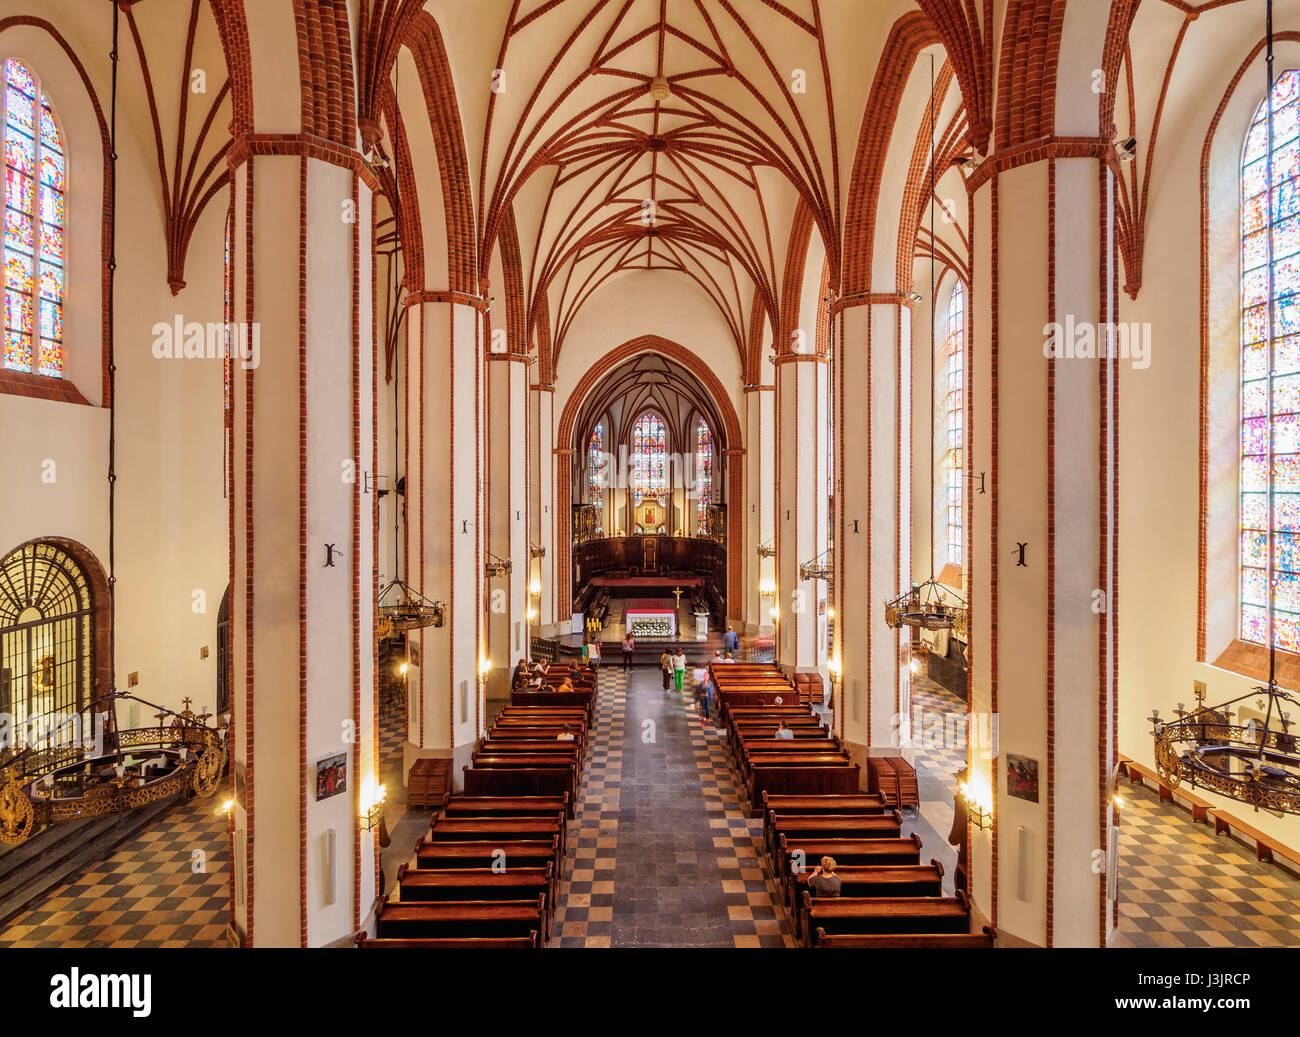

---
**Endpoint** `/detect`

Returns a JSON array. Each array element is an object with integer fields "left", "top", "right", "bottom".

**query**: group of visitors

[{"left": 510, "top": 657, "right": 575, "bottom": 692}]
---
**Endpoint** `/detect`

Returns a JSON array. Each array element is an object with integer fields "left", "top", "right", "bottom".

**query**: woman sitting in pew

[
  {"left": 556, "top": 724, "right": 576, "bottom": 742},
  {"left": 774, "top": 721, "right": 795, "bottom": 741},
  {"left": 807, "top": 857, "right": 841, "bottom": 897}
]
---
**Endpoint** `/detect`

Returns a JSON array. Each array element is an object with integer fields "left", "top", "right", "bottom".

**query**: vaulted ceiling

[{"left": 457, "top": 0, "right": 853, "bottom": 368}]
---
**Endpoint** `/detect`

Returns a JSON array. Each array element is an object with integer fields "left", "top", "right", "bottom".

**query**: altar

[{"left": 625, "top": 609, "right": 677, "bottom": 638}]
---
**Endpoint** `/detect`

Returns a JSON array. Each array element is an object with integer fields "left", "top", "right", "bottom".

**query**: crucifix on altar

[{"left": 672, "top": 586, "right": 684, "bottom": 610}]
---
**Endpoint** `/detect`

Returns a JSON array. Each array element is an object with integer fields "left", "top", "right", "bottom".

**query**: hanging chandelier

[
  {"left": 376, "top": 578, "right": 445, "bottom": 638},
  {"left": 1148, "top": 0, "right": 1298, "bottom": 816},
  {"left": 1150, "top": 684, "right": 1300, "bottom": 815}
]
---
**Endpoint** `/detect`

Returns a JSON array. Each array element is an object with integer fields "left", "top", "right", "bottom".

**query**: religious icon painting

[
  {"left": 315, "top": 753, "right": 348, "bottom": 801},
  {"left": 1006, "top": 753, "right": 1039, "bottom": 803}
]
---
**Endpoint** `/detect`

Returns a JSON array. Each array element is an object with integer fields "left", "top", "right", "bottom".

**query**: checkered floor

[
  {"left": 549, "top": 665, "right": 794, "bottom": 947},
  {"left": 1114, "top": 781, "right": 1300, "bottom": 948},
  {"left": 0, "top": 790, "right": 230, "bottom": 948}
]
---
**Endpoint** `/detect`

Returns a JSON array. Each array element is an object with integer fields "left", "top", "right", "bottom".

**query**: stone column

[
  {"left": 744, "top": 384, "right": 775, "bottom": 636},
  {"left": 529, "top": 383, "right": 555, "bottom": 630},
  {"left": 403, "top": 291, "right": 485, "bottom": 784},
  {"left": 774, "top": 353, "right": 828, "bottom": 672},
  {"left": 834, "top": 297, "right": 911, "bottom": 756},
  {"left": 228, "top": 147, "right": 377, "bottom": 947},
  {"left": 486, "top": 350, "right": 530, "bottom": 702}
]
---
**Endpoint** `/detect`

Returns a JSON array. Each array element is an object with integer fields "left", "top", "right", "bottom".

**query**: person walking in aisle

[
  {"left": 660, "top": 649, "right": 673, "bottom": 693},
  {"left": 672, "top": 648, "right": 687, "bottom": 693},
  {"left": 622, "top": 632, "right": 635, "bottom": 669}
]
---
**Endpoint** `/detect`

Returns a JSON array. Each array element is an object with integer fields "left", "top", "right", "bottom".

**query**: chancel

[{"left": 2, "top": 0, "right": 1300, "bottom": 961}]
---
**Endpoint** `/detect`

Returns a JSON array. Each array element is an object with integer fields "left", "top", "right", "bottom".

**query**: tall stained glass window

[
  {"left": 945, "top": 281, "right": 966, "bottom": 567},
  {"left": 1241, "top": 70, "right": 1300, "bottom": 650},
  {"left": 631, "top": 412, "right": 668, "bottom": 507},
  {"left": 3, "top": 60, "right": 64, "bottom": 377},
  {"left": 587, "top": 420, "right": 606, "bottom": 532},
  {"left": 695, "top": 415, "right": 713, "bottom": 534}
]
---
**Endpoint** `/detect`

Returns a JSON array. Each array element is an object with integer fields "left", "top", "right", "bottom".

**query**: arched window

[
  {"left": 587, "top": 420, "right": 606, "bottom": 532},
  {"left": 631, "top": 412, "right": 668, "bottom": 506},
  {"left": 695, "top": 415, "right": 713, "bottom": 534},
  {"left": 0, "top": 542, "right": 93, "bottom": 750},
  {"left": 3, "top": 59, "right": 65, "bottom": 377},
  {"left": 1240, "top": 70, "right": 1300, "bottom": 650},
  {"left": 945, "top": 281, "right": 966, "bottom": 567}
]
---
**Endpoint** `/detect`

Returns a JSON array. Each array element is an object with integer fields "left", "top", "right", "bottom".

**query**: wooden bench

[
  {"left": 1210, "top": 808, "right": 1300, "bottom": 867},
  {"left": 414, "top": 836, "right": 559, "bottom": 872},
  {"left": 802, "top": 891, "right": 971, "bottom": 947},
  {"left": 868, "top": 756, "right": 919, "bottom": 810},
  {"left": 748, "top": 763, "right": 862, "bottom": 811},
  {"left": 813, "top": 928, "right": 995, "bottom": 949},
  {"left": 461, "top": 767, "right": 577, "bottom": 811},
  {"left": 357, "top": 932, "right": 539, "bottom": 949},
  {"left": 442, "top": 795, "right": 570, "bottom": 819},
  {"left": 762, "top": 794, "right": 890, "bottom": 848},
  {"left": 395, "top": 863, "right": 555, "bottom": 926},
  {"left": 776, "top": 833, "right": 923, "bottom": 884},
  {"left": 1120, "top": 757, "right": 1212, "bottom": 824},
  {"left": 767, "top": 811, "right": 903, "bottom": 866},
  {"left": 428, "top": 816, "right": 566, "bottom": 859},
  {"left": 375, "top": 895, "right": 547, "bottom": 943}
]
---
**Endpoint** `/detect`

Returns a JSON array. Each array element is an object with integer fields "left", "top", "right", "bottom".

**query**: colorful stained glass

[
  {"left": 945, "top": 280, "right": 966, "bottom": 567},
  {"left": 695, "top": 416, "right": 713, "bottom": 535},
  {"left": 631, "top": 412, "right": 668, "bottom": 508},
  {"left": 2, "top": 60, "right": 64, "bottom": 376},
  {"left": 587, "top": 420, "right": 606, "bottom": 532}
]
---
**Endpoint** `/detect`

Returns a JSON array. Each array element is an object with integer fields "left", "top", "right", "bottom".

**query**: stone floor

[{"left": 549, "top": 664, "right": 794, "bottom": 946}]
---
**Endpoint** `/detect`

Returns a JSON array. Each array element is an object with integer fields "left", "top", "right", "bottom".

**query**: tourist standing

[
  {"left": 672, "top": 649, "right": 687, "bottom": 692},
  {"left": 660, "top": 650, "right": 673, "bottom": 693},
  {"left": 723, "top": 624, "right": 740, "bottom": 658},
  {"left": 622, "top": 632, "right": 635, "bottom": 669}
]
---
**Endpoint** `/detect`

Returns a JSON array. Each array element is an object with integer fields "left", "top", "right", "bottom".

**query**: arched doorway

[{"left": 0, "top": 541, "right": 97, "bottom": 748}]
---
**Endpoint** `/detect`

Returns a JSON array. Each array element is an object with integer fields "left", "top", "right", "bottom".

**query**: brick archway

[{"left": 554, "top": 336, "right": 746, "bottom": 622}]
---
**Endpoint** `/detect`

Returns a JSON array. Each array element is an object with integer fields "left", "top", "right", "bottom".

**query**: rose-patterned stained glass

[
  {"left": 1241, "top": 70, "right": 1300, "bottom": 648},
  {"left": 695, "top": 415, "right": 713, "bottom": 534},
  {"left": 631, "top": 412, "right": 668, "bottom": 507},
  {"left": 587, "top": 420, "right": 606, "bottom": 533},
  {"left": 3, "top": 59, "right": 63, "bottom": 376},
  {"left": 945, "top": 281, "right": 966, "bottom": 567}
]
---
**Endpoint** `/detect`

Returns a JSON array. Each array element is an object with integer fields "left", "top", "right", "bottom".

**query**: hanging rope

[
  {"left": 1265, "top": 0, "right": 1278, "bottom": 713},
  {"left": 106, "top": 0, "right": 122, "bottom": 759}
]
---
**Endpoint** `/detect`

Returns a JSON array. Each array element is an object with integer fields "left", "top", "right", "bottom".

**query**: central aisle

[{"left": 551, "top": 665, "right": 793, "bottom": 947}]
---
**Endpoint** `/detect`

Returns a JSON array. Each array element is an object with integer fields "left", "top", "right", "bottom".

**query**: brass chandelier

[{"left": 1148, "top": 2, "right": 1300, "bottom": 817}]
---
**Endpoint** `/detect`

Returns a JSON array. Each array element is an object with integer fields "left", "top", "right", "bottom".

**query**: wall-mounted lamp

[
  {"left": 758, "top": 578, "right": 777, "bottom": 598},
  {"left": 361, "top": 783, "right": 387, "bottom": 832},
  {"left": 399, "top": 661, "right": 409, "bottom": 677},
  {"left": 529, "top": 578, "right": 542, "bottom": 597},
  {"left": 827, "top": 656, "right": 842, "bottom": 685},
  {"left": 478, "top": 658, "right": 493, "bottom": 683},
  {"left": 959, "top": 771, "right": 993, "bottom": 830}
]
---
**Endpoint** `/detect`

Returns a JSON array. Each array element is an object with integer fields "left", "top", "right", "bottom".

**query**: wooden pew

[
  {"left": 767, "top": 811, "right": 903, "bottom": 868},
  {"left": 357, "top": 932, "right": 539, "bottom": 949},
  {"left": 461, "top": 767, "right": 577, "bottom": 812},
  {"left": 428, "top": 816, "right": 566, "bottom": 859},
  {"left": 395, "top": 863, "right": 555, "bottom": 926},
  {"left": 786, "top": 861, "right": 945, "bottom": 936},
  {"left": 415, "top": 836, "right": 559, "bottom": 872},
  {"left": 801, "top": 891, "right": 972, "bottom": 947},
  {"left": 375, "top": 895, "right": 547, "bottom": 944},
  {"left": 466, "top": 756, "right": 579, "bottom": 802},
  {"left": 762, "top": 793, "right": 890, "bottom": 848},
  {"left": 777, "top": 833, "right": 921, "bottom": 886},
  {"left": 442, "top": 795, "right": 570, "bottom": 819},
  {"left": 748, "top": 763, "right": 862, "bottom": 812},
  {"left": 1210, "top": 808, "right": 1300, "bottom": 867}
]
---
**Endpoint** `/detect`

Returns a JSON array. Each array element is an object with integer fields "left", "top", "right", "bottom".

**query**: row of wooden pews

[
  {"left": 719, "top": 664, "right": 996, "bottom": 949},
  {"left": 359, "top": 696, "right": 595, "bottom": 948},
  {"left": 713, "top": 664, "right": 861, "bottom": 810}
]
